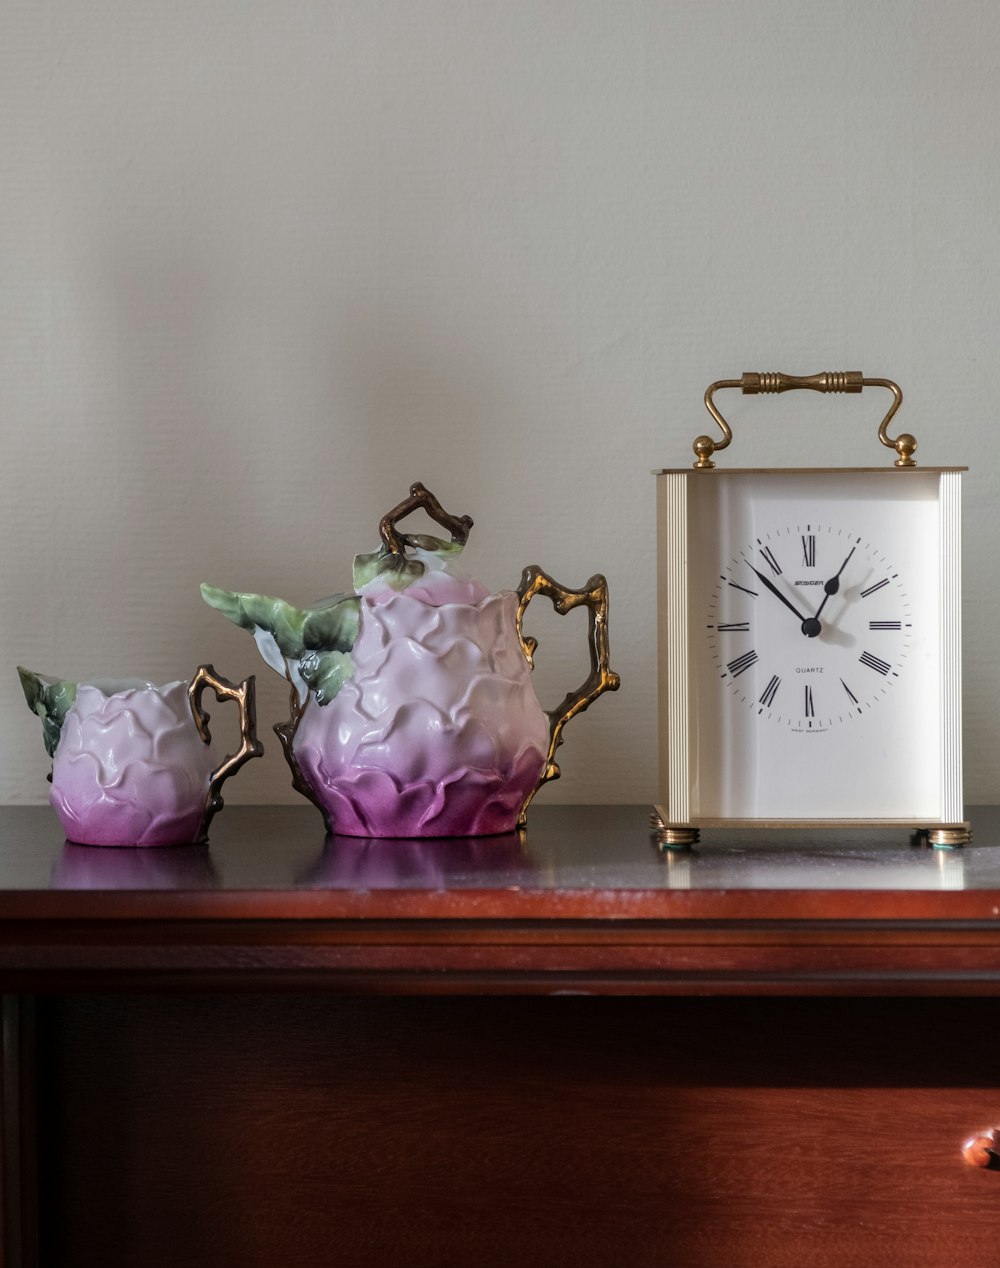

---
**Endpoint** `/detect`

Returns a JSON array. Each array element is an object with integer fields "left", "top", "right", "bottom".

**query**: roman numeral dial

[
  {"left": 726, "top": 650, "right": 758, "bottom": 678},
  {"left": 708, "top": 522, "right": 913, "bottom": 732},
  {"left": 759, "top": 545, "right": 781, "bottom": 575},
  {"left": 759, "top": 675, "right": 781, "bottom": 708},
  {"left": 860, "top": 651, "right": 891, "bottom": 676}
]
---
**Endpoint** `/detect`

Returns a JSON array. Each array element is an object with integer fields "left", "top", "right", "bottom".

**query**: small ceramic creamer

[
  {"left": 19, "top": 664, "right": 262, "bottom": 846},
  {"left": 202, "top": 482, "right": 619, "bottom": 838}
]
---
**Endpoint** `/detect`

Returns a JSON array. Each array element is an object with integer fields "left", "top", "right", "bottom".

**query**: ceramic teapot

[
  {"left": 202, "top": 482, "right": 619, "bottom": 838},
  {"left": 18, "top": 664, "right": 262, "bottom": 846}
]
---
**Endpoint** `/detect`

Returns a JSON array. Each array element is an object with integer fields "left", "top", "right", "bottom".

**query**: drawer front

[{"left": 26, "top": 995, "right": 1000, "bottom": 1268}]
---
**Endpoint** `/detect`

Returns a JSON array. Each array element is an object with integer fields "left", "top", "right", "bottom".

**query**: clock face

[
  {"left": 708, "top": 524, "right": 913, "bottom": 734},
  {"left": 682, "top": 471, "right": 952, "bottom": 821}
]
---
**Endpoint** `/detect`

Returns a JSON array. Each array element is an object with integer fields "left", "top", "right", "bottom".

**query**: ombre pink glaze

[
  {"left": 50, "top": 683, "right": 216, "bottom": 847},
  {"left": 292, "top": 587, "right": 550, "bottom": 838}
]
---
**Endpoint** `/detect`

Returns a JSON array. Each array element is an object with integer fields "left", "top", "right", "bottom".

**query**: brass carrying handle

[
  {"left": 188, "top": 664, "right": 264, "bottom": 838},
  {"left": 514, "top": 567, "right": 621, "bottom": 828},
  {"left": 695, "top": 371, "right": 913, "bottom": 469},
  {"left": 378, "top": 482, "right": 474, "bottom": 555}
]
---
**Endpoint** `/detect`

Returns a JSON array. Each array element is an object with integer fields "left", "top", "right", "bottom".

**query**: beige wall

[{"left": 3, "top": 1, "right": 998, "bottom": 808}]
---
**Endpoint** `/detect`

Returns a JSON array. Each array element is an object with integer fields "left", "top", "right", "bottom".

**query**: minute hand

[{"left": 748, "top": 564, "right": 811, "bottom": 624}]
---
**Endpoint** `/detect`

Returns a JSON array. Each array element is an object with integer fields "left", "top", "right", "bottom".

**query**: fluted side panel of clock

[
  {"left": 656, "top": 474, "right": 689, "bottom": 823},
  {"left": 940, "top": 472, "right": 963, "bottom": 822}
]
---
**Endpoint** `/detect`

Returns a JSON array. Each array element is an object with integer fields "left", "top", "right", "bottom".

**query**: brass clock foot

[
  {"left": 913, "top": 823, "right": 972, "bottom": 850},
  {"left": 649, "top": 809, "right": 699, "bottom": 851}
]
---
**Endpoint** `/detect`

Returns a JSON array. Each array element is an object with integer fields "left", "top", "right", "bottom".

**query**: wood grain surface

[
  {"left": 3, "top": 806, "right": 1000, "bottom": 1265},
  {"left": 0, "top": 805, "right": 999, "bottom": 994},
  {"left": 32, "top": 995, "right": 1000, "bottom": 1268}
]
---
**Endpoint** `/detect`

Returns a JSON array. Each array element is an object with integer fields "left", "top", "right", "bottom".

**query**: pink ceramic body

[
  {"left": 293, "top": 588, "right": 550, "bottom": 838},
  {"left": 50, "top": 682, "right": 216, "bottom": 847}
]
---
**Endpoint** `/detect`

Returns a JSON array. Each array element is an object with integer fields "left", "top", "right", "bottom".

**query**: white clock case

[{"left": 655, "top": 467, "right": 965, "bottom": 838}]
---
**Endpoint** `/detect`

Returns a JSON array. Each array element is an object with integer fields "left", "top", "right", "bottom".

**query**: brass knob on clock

[
  {"left": 695, "top": 371, "right": 914, "bottom": 468},
  {"left": 963, "top": 1128, "right": 1000, "bottom": 1168}
]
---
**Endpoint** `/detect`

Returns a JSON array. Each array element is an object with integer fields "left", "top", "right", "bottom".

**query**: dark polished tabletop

[
  {"left": 0, "top": 804, "right": 998, "bottom": 993},
  {"left": 0, "top": 803, "right": 997, "bottom": 920}
]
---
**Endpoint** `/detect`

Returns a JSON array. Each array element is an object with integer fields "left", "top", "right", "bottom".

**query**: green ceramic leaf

[
  {"left": 200, "top": 585, "right": 360, "bottom": 658},
  {"left": 302, "top": 597, "right": 361, "bottom": 652},
  {"left": 352, "top": 549, "right": 423, "bottom": 592},
  {"left": 17, "top": 667, "right": 77, "bottom": 757},
  {"left": 402, "top": 534, "right": 464, "bottom": 556},
  {"left": 352, "top": 534, "right": 464, "bottom": 592},
  {"left": 297, "top": 649, "right": 354, "bottom": 706}
]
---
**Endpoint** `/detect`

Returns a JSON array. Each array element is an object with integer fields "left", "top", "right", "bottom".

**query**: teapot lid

[
  {"left": 200, "top": 484, "right": 488, "bottom": 709},
  {"left": 353, "top": 482, "right": 489, "bottom": 606}
]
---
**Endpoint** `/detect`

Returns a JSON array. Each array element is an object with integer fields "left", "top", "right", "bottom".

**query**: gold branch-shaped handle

[
  {"left": 188, "top": 664, "right": 264, "bottom": 840},
  {"left": 378, "top": 482, "right": 474, "bottom": 555},
  {"left": 514, "top": 567, "right": 621, "bottom": 828},
  {"left": 695, "top": 371, "right": 912, "bottom": 469}
]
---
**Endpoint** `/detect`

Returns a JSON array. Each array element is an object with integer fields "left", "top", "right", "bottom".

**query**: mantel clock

[{"left": 653, "top": 371, "right": 967, "bottom": 849}]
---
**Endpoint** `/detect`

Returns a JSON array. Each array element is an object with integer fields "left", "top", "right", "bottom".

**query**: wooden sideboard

[{"left": 2, "top": 804, "right": 1000, "bottom": 1267}]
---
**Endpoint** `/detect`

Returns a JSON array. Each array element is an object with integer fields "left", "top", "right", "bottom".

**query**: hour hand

[{"left": 815, "top": 545, "right": 856, "bottom": 620}]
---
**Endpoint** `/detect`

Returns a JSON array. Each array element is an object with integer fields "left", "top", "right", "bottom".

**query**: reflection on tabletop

[
  {"left": 35, "top": 805, "right": 999, "bottom": 894},
  {"left": 656, "top": 841, "right": 968, "bottom": 891},
  {"left": 53, "top": 842, "right": 221, "bottom": 890},
  {"left": 298, "top": 832, "right": 534, "bottom": 889}
]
